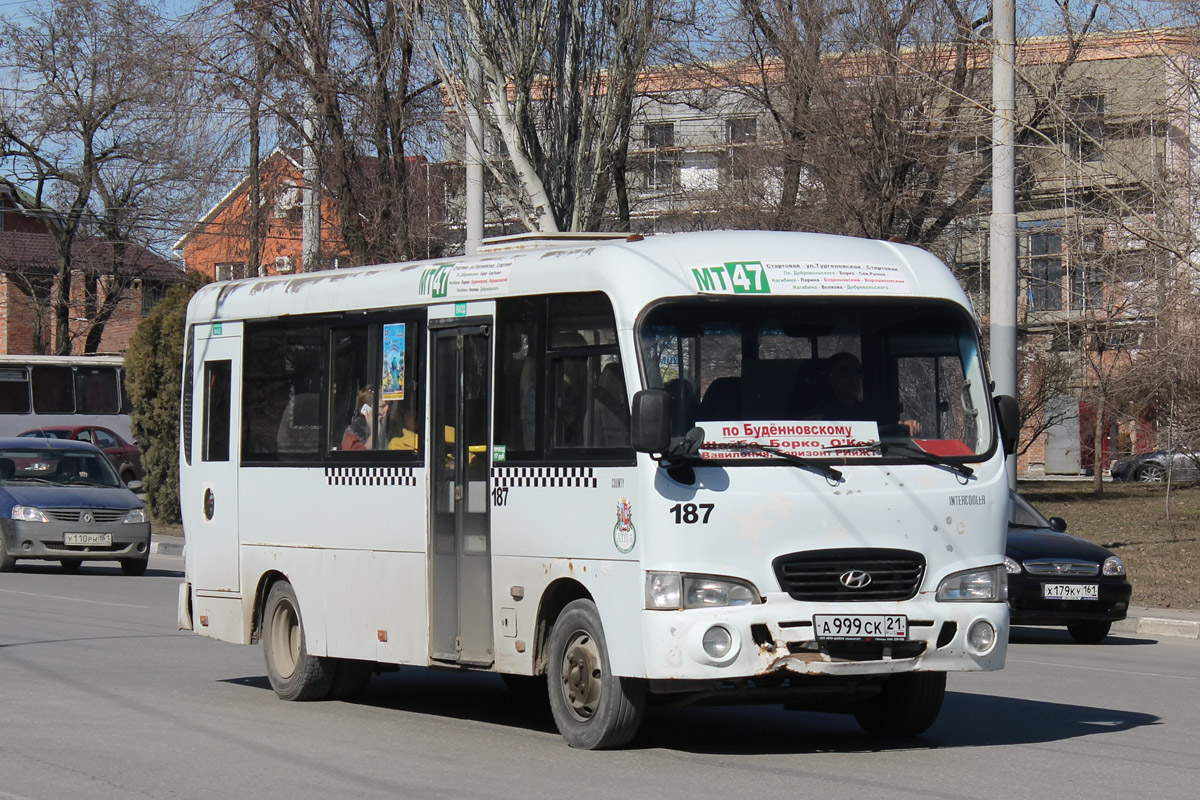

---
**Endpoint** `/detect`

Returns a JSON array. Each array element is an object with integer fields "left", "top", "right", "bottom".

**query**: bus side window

[
  {"left": 329, "top": 326, "right": 372, "bottom": 452},
  {"left": 31, "top": 366, "right": 75, "bottom": 413},
  {"left": 0, "top": 367, "right": 31, "bottom": 414},
  {"left": 75, "top": 368, "right": 119, "bottom": 414},
  {"left": 495, "top": 297, "right": 545, "bottom": 459},
  {"left": 242, "top": 322, "right": 323, "bottom": 461}
]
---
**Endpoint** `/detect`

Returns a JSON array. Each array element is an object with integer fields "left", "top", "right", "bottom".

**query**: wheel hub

[{"left": 560, "top": 630, "right": 603, "bottom": 722}]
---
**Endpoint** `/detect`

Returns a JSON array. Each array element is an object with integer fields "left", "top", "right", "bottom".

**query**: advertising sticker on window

[
  {"left": 700, "top": 420, "right": 882, "bottom": 459},
  {"left": 382, "top": 323, "right": 406, "bottom": 401},
  {"left": 690, "top": 261, "right": 912, "bottom": 296}
]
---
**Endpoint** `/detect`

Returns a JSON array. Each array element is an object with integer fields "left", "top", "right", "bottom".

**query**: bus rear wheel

[
  {"left": 546, "top": 599, "right": 645, "bottom": 750},
  {"left": 853, "top": 672, "right": 946, "bottom": 738},
  {"left": 262, "top": 581, "right": 335, "bottom": 701}
]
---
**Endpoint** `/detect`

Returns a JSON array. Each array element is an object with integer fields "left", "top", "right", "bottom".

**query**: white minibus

[{"left": 178, "top": 230, "right": 1015, "bottom": 749}]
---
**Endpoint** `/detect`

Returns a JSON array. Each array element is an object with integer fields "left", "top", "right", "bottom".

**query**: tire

[
  {"left": 327, "top": 658, "right": 373, "bottom": 701},
  {"left": 0, "top": 538, "right": 15, "bottom": 572},
  {"left": 1137, "top": 463, "right": 1166, "bottom": 482},
  {"left": 853, "top": 672, "right": 946, "bottom": 738},
  {"left": 60, "top": 559, "right": 83, "bottom": 572},
  {"left": 546, "top": 599, "right": 645, "bottom": 750},
  {"left": 1067, "top": 620, "right": 1112, "bottom": 643},
  {"left": 262, "top": 581, "right": 335, "bottom": 701},
  {"left": 120, "top": 557, "right": 148, "bottom": 576}
]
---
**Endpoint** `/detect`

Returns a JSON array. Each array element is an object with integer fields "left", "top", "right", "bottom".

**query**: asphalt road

[{"left": 3, "top": 551, "right": 1199, "bottom": 800}]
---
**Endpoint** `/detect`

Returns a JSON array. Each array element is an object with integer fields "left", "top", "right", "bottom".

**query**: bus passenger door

[
  {"left": 188, "top": 325, "right": 242, "bottom": 594},
  {"left": 429, "top": 322, "right": 493, "bottom": 666}
]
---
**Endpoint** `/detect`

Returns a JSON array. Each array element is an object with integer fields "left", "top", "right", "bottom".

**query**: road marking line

[
  {"left": 0, "top": 589, "right": 150, "bottom": 609},
  {"left": 1008, "top": 657, "right": 1197, "bottom": 681}
]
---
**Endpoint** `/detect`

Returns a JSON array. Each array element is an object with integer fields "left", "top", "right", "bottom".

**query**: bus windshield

[{"left": 639, "top": 298, "right": 994, "bottom": 460}]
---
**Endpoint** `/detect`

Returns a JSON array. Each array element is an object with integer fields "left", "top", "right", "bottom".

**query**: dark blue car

[{"left": 0, "top": 437, "right": 150, "bottom": 575}]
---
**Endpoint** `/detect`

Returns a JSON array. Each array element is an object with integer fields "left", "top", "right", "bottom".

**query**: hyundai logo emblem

[{"left": 840, "top": 570, "right": 873, "bottom": 589}]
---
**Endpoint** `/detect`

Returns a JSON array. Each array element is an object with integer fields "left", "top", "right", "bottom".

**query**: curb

[
  {"left": 1113, "top": 613, "right": 1200, "bottom": 640},
  {"left": 150, "top": 539, "right": 185, "bottom": 557}
]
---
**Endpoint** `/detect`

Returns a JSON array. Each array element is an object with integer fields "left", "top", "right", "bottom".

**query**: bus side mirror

[
  {"left": 993, "top": 394, "right": 1018, "bottom": 455},
  {"left": 631, "top": 389, "right": 671, "bottom": 454}
]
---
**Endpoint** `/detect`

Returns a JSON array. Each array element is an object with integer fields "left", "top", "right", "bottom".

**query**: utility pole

[
  {"left": 465, "top": 50, "right": 484, "bottom": 256},
  {"left": 301, "top": 1, "right": 321, "bottom": 272},
  {"left": 990, "top": 0, "right": 1018, "bottom": 486}
]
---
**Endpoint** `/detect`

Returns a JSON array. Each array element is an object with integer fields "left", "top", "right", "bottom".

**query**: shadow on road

[
  {"left": 220, "top": 664, "right": 1159, "bottom": 754},
  {"left": 1009, "top": 626, "right": 1158, "bottom": 646}
]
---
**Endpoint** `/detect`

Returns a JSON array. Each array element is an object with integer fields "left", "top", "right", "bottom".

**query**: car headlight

[
  {"left": 937, "top": 565, "right": 1007, "bottom": 602},
  {"left": 123, "top": 508, "right": 147, "bottom": 524},
  {"left": 1102, "top": 556, "right": 1126, "bottom": 576},
  {"left": 12, "top": 505, "right": 50, "bottom": 523},
  {"left": 646, "top": 571, "right": 761, "bottom": 609},
  {"left": 1004, "top": 556, "right": 1022, "bottom": 575}
]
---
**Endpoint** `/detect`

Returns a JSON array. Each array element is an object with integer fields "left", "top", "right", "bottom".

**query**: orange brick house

[
  {"left": 0, "top": 183, "right": 183, "bottom": 355},
  {"left": 176, "top": 148, "right": 447, "bottom": 280}
]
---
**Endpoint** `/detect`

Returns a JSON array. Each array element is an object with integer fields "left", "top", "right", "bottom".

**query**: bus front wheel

[
  {"left": 853, "top": 672, "right": 946, "bottom": 738},
  {"left": 546, "top": 599, "right": 645, "bottom": 749},
  {"left": 262, "top": 581, "right": 335, "bottom": 701}
]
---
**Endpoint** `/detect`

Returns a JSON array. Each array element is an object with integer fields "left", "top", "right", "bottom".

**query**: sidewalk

[{"left": 149, "top": 533, "right": 184, "bottom": 557}]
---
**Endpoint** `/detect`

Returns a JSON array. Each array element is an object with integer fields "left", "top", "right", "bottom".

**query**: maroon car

[{"left": 18, "top": 425, "right": 144, "bottom": 484}]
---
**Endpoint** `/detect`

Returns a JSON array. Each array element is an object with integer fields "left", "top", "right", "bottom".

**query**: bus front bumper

[{"left": 640, "top": 596, "right": 1008, "bottom": 682}]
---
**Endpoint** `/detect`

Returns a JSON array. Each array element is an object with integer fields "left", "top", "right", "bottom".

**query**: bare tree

[
  {"left": 419, "top": 0, "right": 673, "bottom": 233},
  {"left": 0, "top": 0, "right": 225, "bottom": 353}
]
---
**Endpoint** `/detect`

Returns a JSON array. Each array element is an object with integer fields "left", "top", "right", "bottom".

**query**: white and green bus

[{"left": 178, "top": 230, "right": 1015, "bottom": 749}]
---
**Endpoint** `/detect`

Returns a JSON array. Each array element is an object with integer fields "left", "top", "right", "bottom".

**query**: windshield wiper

[
  {"left": 705, "top": 441, "right": 843, "bottom": 482},
  {"left": 881, "top": 440, "right": 974, "bottom": 478},
  {"left": 824, "top": 439, "right": 974, "bottom": 478}
]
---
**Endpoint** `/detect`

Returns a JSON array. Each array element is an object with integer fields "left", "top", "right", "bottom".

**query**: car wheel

[
  {"left": 262, "top": 580, "right": 335, "bottom": 701},
  {"left": 0, "top": 538, "right": 15, "bottom": 572},
  {"left": 546, "top": 599, "right": 645, "bottom": 749},
  {"left": 60, "top": 558, "right": 83, "bottom": 572},
  {"left": 853, "top": 672, "right": 946, "bottom": 738},
  {"left": 1067, "top": 620, "right": 1112, "bottom": 643},
  {"left": 120, "top": 557, "right": 148, "bottom": 576},
  {"left": 1137, "top": 463, "right": 1166, "bottom": 482}
]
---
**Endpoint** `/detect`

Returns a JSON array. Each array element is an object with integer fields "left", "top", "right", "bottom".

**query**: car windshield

[
  {"left": 639, "top": 298, "right": 994, "bottom": 462},
  {"left": 1009, "top": 493, "right": 1050, "bottom": 528},
  {"left": 0, "top": 447, "right": 121, "bottom": 488}
]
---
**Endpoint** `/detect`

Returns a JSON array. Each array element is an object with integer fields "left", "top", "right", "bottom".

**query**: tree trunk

[{"left": 1091, "top": 394, "right": 1106, "bottom": 496}]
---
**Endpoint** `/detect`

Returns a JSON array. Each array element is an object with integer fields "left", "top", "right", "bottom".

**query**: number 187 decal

[{"left": 669, "top": 503, "right": 714, "bottom": 524}]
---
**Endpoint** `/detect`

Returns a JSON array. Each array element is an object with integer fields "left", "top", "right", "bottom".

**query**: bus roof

[
  {"left": 186, "top": 230, "right": 973, "bottom": 328},
  {"left": 0, "top": 354, "right": 124, "bottom": 367}
]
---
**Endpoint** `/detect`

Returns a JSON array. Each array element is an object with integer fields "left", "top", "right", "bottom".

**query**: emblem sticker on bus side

[{"left": 614, "top": 497, "right": 636, "bottom": 554}]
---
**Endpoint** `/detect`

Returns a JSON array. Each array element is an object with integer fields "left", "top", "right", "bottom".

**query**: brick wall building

[{"left": 0, "top": 184, "right": 183, "bottom": 355}]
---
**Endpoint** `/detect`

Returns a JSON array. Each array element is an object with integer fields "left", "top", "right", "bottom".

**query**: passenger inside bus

[
  {"left": 386, "top": 400, "right": 419, "bottom": 451},
  {"left": 341, "top": 389, "right": 380, "bottom": 450}
]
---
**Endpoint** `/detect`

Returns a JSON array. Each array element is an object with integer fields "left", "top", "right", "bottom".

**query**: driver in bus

[{"left": 821, "top": 352, "right": 922, "bottom": 435}]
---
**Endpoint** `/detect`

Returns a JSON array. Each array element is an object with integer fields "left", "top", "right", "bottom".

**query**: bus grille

[{"left": 772, "top": 548, "right": 926, "bottom": 602}]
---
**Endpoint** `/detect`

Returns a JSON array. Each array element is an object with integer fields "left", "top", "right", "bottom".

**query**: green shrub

[{"left": 126, "top": 271, "right": 209, "bottom": 524}]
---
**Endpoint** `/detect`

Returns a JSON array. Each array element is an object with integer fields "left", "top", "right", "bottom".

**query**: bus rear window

[
  {"left": 31, "top": 366, "right": 74, "bottom": 413},
  {"left": 0, "top": 367, "right": 31, "bottom": 414}
]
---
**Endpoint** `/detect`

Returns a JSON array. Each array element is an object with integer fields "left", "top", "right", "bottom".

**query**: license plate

[
  {"left": 1042, "top": 583, "right": 1098, "bottom": 600},
  {"left": 64, "top": 532, "right": 112, "bottom": 546},
  {"left": 813, "top": 614, "right": 907, "bottom": 641}
]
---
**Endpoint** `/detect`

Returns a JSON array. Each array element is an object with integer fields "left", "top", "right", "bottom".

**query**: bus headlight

[
  {"left": 646, "top": 572, "right": 762, "bottom": 609},
  {"left": 936, "top": 565, "right": 1006, "bottom": 602},
  {"left": 12, "top": 505, "right": 50, "bottom": 523}
]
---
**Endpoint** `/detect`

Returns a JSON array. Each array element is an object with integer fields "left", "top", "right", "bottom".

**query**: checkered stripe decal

[
  {"left": 492, "top": 466, "right": 597, "bottom": 488},
  {"left": 325, "top": 466, "right": 417, "bottom": 486}
]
